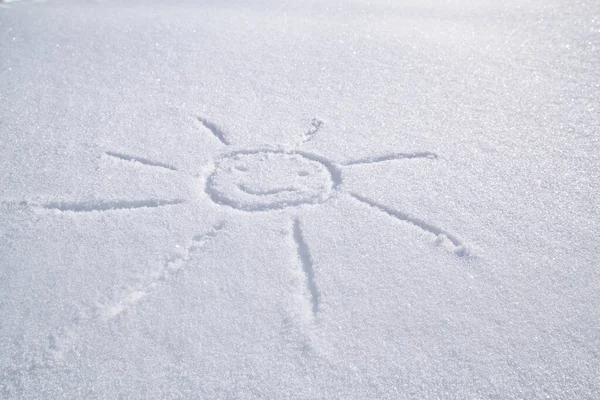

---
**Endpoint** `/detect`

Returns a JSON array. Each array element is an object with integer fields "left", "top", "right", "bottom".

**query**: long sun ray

[
  {"left": 349, "top": 192, "right": 468, "bottom": 256},
  {"left": 342, "top": 151, "right": 438, "bottom": 166},
  {"left": 40, "top": 220, "right": 226, "bottom": 377},
  {"left": 101, "top": 221, "right": 226, "bottom": 319},
  {"left": 104, "top": 151, "right": 178, "bottom": 171},
  {"left": 292, "top": 217, "right": 321, "bottom": 316},
  {"left": 38, "top": 199, "right": 186, "bottom": 212}
]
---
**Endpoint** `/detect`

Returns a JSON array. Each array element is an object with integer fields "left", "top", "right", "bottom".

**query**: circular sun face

[{"left": 206, "top": 151, "right": 335, "bottom": 211}]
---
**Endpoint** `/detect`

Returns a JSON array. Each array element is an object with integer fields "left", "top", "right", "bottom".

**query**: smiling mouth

[{"left": 237, "top": 184, "right": 299, "bottom": 196}]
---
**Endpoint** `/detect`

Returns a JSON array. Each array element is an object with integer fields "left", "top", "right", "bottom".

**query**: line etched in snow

[
  {"left": 104, "top": 151, "right": 178, "bottom": 171},
  {"left": 237, "top": 184, "right": 298, "bottom": 196},
  {"left": 0, "top": 200, "right": 28, "bottom": 208},
  {"left": 302, "top": 118, "right": 323, "bottom": 143},
  {"left": 342, "top": 152, "right": 438, "bottom": 166},
  {"left": 196, "top": 116, "right": 230, "bottom": 146},
  {"left": 349, "top": 193, "right": 468, "bottom": 256},
  {"left": 37, "top": 222, "right": 227, "bottom": 365},
  {"left": 295, "top": 150, "right": 343, "bottom": 188},
  {"left": 192, "top": 221, "right": 226, "bottom": 242},
  {"left": 99, "top": 221, "right": 226, "bottom": 320},
  {"left": 39, "top": 199, "right": 186, "bottom": 212},
  {"left": 102, "top": 291, "right": 146, "bottom": 320},
  {"left": 35, "top": 222, "right": 226, "bottom": 366},
  {"left": 292, "top": 218, "right": 320, "bottom": 316}
]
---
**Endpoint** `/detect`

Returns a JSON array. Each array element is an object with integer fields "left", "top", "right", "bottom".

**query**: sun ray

[
  {"left": 301, "top": 118, "right": 323, "bottom": 144},
  {"left": 104, "top": 151, "right": 178, "bottom": 171},
  {"left": 349, "top": 192, "right": 468, "bottom": 256},
  {"left": 195, "top": 116, "right": 231, "bottom": 146},
  {"left": 39, "top": 220, "right": 227, "bottom": 376},
  {"left": 292, "top": 217, "right": 320, "bottom": 316},
  {"left": 38, "top": 199, "right": 186, "bottom": 213},
  {"left": 341, "top": 151, "right": 438, "bottom": 166},
  {"left": 102, "top": 221, "right": 227, "bottom": 320}
]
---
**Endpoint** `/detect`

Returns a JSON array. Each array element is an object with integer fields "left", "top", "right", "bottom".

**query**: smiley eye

[
  {"left": 235, "top": 165, "right": 248, "bottom": 172},
  {"left": 298, "top": 171, "right": 309, "bottom": 177}
]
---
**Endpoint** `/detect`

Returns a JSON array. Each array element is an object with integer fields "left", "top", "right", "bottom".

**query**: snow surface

[{"left": 1, "top": 0, "right": 599, "bottom": 398}]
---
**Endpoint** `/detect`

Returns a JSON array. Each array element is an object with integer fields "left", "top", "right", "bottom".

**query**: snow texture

[{"left": 1, "top": 0, "right": 599, "bottom": 398}]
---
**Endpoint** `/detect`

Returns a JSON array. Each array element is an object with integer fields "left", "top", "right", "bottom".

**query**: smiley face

[{"left": 206, "top": 150, "right": 336, "bottom": 211}]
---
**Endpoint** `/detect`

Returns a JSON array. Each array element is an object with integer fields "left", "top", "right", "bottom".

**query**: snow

[{"left": 1, "top": 0, "right": 599, "bottom": 398}]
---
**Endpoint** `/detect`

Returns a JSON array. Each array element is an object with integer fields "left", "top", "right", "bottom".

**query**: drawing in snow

[{"left": 8, "top": 115, "right": 470, "bottom": 322}]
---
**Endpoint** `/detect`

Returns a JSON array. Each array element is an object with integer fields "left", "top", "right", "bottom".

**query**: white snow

[{"left": 1, "top": 0, "right": 599, "bottom": 398}]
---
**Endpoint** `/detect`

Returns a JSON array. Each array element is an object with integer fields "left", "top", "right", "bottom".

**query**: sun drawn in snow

[{"left": 3, "top": 116, "right": 469, "bottom": 326}]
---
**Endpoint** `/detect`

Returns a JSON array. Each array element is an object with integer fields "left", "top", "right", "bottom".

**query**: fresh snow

[{"left": 1, "top": 0, "right": 599, "bottom": 398}]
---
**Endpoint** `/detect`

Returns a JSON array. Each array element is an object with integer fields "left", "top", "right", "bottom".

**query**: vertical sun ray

[{"left": 292, "top": 217, "right": 321, "bottom": 316}]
